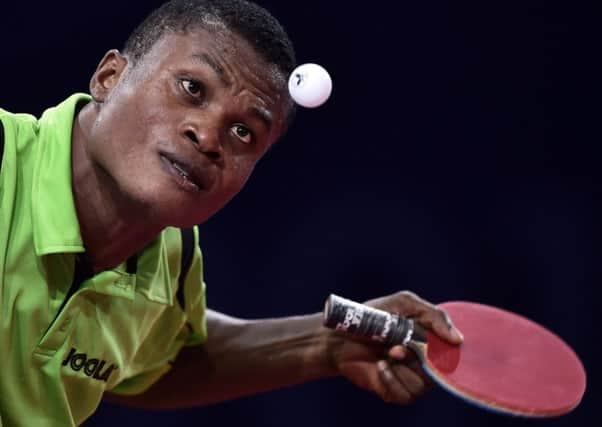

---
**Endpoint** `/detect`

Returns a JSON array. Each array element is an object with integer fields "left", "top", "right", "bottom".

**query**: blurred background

[{"left": 2, "top": 0, "right": 599, "bottom": 426}]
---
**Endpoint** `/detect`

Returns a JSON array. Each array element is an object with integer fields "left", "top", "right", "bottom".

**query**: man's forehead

[{"left": 141, "top": 28, "right": 286, "bottom": 86}]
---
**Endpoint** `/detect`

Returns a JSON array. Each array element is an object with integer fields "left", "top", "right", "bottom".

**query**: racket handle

[{"left": 323, "top": 294, "right": 426, "bottom": 346}]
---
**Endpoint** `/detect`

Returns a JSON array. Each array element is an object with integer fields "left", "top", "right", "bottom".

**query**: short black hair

[
  {"left": 123, "top": 0, "right": 297, "bottom": 132},
  {"left": 124, "top": 0, "right": 296, "bottom": 80}
]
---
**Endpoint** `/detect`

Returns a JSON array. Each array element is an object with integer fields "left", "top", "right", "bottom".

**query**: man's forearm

[{"left": 106, "top": 309, "right": 339, "bottom": 409}]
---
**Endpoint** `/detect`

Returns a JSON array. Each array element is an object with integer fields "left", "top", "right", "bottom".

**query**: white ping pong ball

[{"left": 288, "top": 63, "right": 332, "bottom": 108}]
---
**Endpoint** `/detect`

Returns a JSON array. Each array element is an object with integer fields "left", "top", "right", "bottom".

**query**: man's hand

[{"left": 325, "top": 291, "right": 464, "bottom": 405}]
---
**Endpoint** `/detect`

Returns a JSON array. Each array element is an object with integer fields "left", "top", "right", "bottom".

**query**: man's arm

[
  {"left": 105, "top": 291, "right": 463, "bottom": 408},
  {"left": 106, "top": 309, "right": 334, "bottom": 408}
]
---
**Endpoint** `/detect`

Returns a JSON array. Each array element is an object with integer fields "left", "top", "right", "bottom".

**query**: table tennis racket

[{"left": 323, "top": 294, "right": 586, "bottom": 417}]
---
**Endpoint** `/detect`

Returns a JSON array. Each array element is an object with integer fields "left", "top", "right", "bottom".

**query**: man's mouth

[{"left": 160, "top": 154, "right": 204, "bottom": 192}]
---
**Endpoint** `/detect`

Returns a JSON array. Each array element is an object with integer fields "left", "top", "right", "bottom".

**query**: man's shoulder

[
  {"left": 0, "top": 107, "right": 39, "bottom": 128},
  {"left": 1, "top": 94, "right": 91, "bottom": 142},
  {"left": 0, "top": 108, "right": 41, "bottom": 158}
]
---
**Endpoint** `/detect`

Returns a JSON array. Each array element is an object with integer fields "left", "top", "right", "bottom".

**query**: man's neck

[{"left": 71, "top": 103, "right": 163, "bottom": 272}]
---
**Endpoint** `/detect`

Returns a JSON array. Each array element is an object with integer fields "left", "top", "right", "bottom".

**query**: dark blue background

[{"left": 2, "top": 1, "right": 599, "bottom": 426}]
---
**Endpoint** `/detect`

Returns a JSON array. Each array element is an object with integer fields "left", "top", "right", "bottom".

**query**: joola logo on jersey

[{"left": 62, "top": 347, "right": 118, "bottom": 382}]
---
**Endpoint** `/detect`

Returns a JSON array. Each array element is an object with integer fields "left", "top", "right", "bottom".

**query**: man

[{"left": 0, "top": 1, "right": 463, "bottom": 425}]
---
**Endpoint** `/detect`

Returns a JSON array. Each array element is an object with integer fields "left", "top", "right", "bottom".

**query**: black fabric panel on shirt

[
  {"left": 0, "top": 120, "right": 4, "bottom": 173},
  {"left": 48, "top": 253, "right": 95, "bottom": 332},
  {"left": 177, "top": 227, "right": 195, "bottom": 311},
  {"left": 126, "top": 254, "right": 138, "bottom": 274}
]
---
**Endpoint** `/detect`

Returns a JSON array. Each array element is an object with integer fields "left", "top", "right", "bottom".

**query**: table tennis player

[{"left": 0, "top": 1, "right": 464, "bottom": 425}]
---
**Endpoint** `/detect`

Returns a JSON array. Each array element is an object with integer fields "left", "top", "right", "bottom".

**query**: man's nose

[{"left": 181, "top": 123, "right": 223, "bottom": 163}]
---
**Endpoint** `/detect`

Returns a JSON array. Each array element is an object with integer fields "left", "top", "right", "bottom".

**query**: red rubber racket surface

[{"left": 417, "top": 302, "right": 586, "bottom": 417}]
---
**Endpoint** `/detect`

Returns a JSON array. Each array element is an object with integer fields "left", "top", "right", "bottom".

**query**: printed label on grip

[
  {"left": 372, "top": 312, "right": 394, "bottom": 342},
  {"left": 336, "top": 306, "right": 364, "bottom": 332}
]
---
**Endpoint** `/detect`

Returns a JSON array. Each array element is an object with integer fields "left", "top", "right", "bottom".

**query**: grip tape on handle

[{"left": 323, "top": 294, "right": 422, "bottom": 346}]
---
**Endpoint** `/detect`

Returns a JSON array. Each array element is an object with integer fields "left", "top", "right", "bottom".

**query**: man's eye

[
  {"left": 181, "top": 79, "right": 204, "bottom": 98},
  {"left": 230, "top": 124, "right": 253, "bottom": 144}
]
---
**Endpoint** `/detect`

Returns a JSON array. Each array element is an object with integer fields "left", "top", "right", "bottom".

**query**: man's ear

[{"left": 89, "top": 49, "right": 128, "bottom": 102}]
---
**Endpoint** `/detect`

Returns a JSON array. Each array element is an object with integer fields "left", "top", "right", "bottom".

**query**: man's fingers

[
  {"left": 386, "top": 346, "right": 435, "bottom": 392},
  {"left": 387, "top": 345, "right": 407, "bottom": 360},
  {"left": 390, "top": 363, "right": 427, "bottom": 397},
  {"left": 376, "top": 360, "right": 412, "bottom": 404},
  {"left": 394, "top": 291, "right": 464, "bottom": 345},
  {"left": 421, "top": 306, "right": 464, "bottom": 344}
]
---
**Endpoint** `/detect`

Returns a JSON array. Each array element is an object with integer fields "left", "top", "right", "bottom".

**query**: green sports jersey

[{"left": 0, "top": 94, "right": 208, "bottom": 426}]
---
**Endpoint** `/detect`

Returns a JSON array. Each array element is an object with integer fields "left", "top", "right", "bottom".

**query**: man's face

[{"left": 86, "top": 28, "right": 289, "bottom": 227}]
